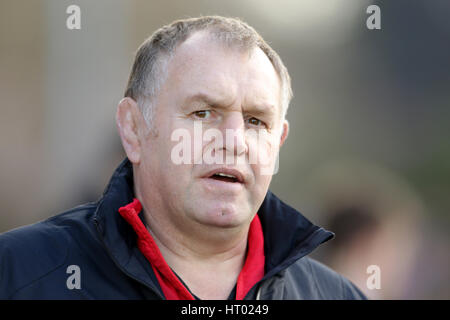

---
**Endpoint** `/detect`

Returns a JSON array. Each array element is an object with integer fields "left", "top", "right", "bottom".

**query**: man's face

[{"left": 136, "top": 31, "right": 288, "bottom": 231}]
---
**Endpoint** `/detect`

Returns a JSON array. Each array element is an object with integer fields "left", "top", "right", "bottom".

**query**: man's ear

[
  {"left": 279, "top": 120, "right": 289, "bottom": 148},
  {"left": 116, "top": 97, "right": 143, "bottom": 164}
]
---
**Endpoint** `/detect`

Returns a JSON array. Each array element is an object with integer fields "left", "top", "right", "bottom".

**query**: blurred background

[{"left": 1, "top": 0, "right": 449, "bottom": 299}]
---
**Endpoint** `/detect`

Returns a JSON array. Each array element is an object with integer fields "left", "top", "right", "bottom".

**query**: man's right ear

[{"left": 116, "top": 97, "right": 142, "bottom": 164}]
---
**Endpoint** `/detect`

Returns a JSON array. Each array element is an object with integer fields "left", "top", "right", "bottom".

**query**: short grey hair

[{"left": 124, "top": 16, "right": 293, "bottom": 129}]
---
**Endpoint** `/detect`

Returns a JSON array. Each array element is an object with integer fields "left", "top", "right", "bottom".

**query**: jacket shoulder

[
  {"left": 299, "top": 257, "right": 367, "bottom": 299},
  {"left": 279, "top": 257, "right": 367, "bottom": 299},
  {"left": 0, "top": 203, "right": 97, "bottom": 299}
]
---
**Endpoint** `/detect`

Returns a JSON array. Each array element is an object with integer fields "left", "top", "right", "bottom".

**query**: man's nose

[{"left": 220, "top": 112, "right": 248, "bottom": 157}]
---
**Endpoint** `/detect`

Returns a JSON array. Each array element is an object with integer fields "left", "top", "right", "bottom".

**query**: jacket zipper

[{"left": 255, "top": 286, "right": 262, "bottom": 300}]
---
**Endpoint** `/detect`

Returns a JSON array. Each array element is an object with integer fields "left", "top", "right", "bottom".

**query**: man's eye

[
  {"left": 247, "top": 117, "right": 266, "bottom": 127},
  {"left": 193, "top": 110, "right": 211, "bottom": 119}
]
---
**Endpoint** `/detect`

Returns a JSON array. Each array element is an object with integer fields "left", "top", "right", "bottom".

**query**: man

[{"left": 0, "top": 16, "right": 366, "bottom": 299}]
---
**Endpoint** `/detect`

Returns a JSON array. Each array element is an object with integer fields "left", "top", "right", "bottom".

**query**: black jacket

[{"left": 0, "top": 158, "right": 366, "bottom": 300}]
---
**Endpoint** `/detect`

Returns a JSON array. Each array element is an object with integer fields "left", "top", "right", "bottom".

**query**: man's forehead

[
  {"left": 170, "top": 30, "right": 273, "bottom": 74},
  {"left": 163, "top": 30, "right": 281, "bottom": 113},
  {"left": 170, "top": 37, "right": 278, "bottom": 84},
  {"left": 169, "top": 32, "right": 245, "bottom": 73}
]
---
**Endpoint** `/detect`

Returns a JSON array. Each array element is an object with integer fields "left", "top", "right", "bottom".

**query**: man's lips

[{"left": 202, "top": 167, "right": 246, "bottom": 184}]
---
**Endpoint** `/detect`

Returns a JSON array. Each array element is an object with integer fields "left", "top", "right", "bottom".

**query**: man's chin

[{"left": 193, "top": 208, "right": 250, "bottom": 229}]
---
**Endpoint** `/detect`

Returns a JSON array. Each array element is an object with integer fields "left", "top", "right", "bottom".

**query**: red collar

[{"left": 119, "top": 198, "right": 265, "bottom": 300}]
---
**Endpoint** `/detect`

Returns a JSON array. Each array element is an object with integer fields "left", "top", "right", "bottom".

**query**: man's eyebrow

[
  {"left": 183, "top": 92, "right": 278, "bottom": 117},
  {"left": 182, "top": 93, "right": 231, "bottom": 109},
  {"left": 248, "top": 103, "right": 277, "bottom": 118}
]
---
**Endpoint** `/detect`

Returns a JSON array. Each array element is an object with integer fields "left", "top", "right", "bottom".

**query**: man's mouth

[
  {"left": 203, "top": 168, "right": 245, "bottom": 184},
  {"left": 210, "top": 172, "right": 239, "bottom": 183}
]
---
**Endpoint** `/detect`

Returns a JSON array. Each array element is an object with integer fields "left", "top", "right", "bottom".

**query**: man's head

[
  {"left": 116, "top": 16, "right": 292, "bottom": 240},
  {"left": 124, "top": 16, "right": 293, "bottom": 130}
]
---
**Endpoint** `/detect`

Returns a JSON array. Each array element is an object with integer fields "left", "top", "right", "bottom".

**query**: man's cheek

[{"left": 247, "top": 131, "right": 278, "bottom": 175}]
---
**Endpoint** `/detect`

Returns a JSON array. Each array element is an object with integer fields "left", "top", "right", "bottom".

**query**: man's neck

[
  {"left": 153, "top": 229, "right": 247, "bottom": 299},
  {"left": 143, "top": 210, "right": 250, "bottom": 300}
]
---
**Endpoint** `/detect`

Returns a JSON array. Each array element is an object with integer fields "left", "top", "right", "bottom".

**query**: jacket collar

[
  {"left": 93, "top": 158, "right": 334, "bottom": 290},
  {"left": 92, "top": 158, "right": 164, "bottom": 297},
  {"left": 258, "top": 191, "right": 334, "bottom": 278}
]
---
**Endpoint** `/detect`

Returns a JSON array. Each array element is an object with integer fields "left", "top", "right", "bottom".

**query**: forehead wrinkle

[{"left": 183, "top": 91, "right": 236, "bottom": 110}]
